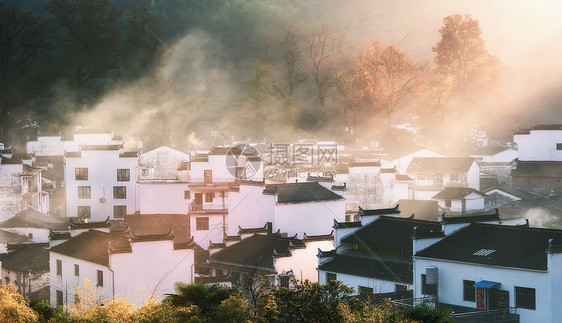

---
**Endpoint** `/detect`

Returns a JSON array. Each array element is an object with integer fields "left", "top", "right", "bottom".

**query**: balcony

[{"left": 188, "top": 203, "right": 228, "bottom": 214}]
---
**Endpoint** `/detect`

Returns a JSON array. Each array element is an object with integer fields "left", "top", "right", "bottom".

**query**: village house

[
  {"left": 432, "top": 187, "right": 486, "bottom": 214},
  {"left": 49, "top": 227, "right": 196, "bottom": 307},
  {"left": 470, "top": 145, "right": 517, "bottom": 188},
  {"left": 414, "top": 222, "right": 562, "bottom": 322},
  {"left": 407, "top": 157, "right": 480, "bottom": 201},
  {"left": 64, "top": 144, "right": 138, "bottom": 220},
  {"left": 0, "top": 208, "right": 68, "bottom": 244}
]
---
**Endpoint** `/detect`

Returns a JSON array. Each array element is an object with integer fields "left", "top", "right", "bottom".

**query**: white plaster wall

[
  {"left": 225, "top": 184, "right": 274, "bottom": 236},
  {"left": 27, "top": 136, "right": 64, "bottom": 156},
  {"left": 394, "top": 149, "right": 446, "bottom": 174},
  {"left": 139, "top": 146, "right": 189, "bottom": 179},
  {"left": 2, "top": 228, "right": 50, "bottom": 243},
  {"left": 138, "top": 182, "right": 189, "bottom": 214},
  {"left": 481, "top": 149, "right": 518, "bottom": 163},
  {"left": 0, "top": 187, "right": 21, "bottom": 221},
  {"left": 191, "top": 214, "right": 224, "bottom": 247},
  {"left": 110, "top": 240, "right": 194, "bottom": 306},
  {"left": 50, "top": 252, "right": 112, "bottom": 306},
  {"left": 275, "top": 240, "right": 334, "bottom": 283},
  {"left": 318, "top": 270, "right": 412, "bottom": 295},
  {"left": 65, "top": 150, "right": 138, "bottom": 220},
  {"left": 274, "top": 200, "right": 345, "bottom": 238},
  {"left": 466, "top": 163, "right": 480, "bottom": 190},
  {"left": 0, "top": 163, "right": 23, "bottom": 186},
  {"left": 414, "top": 257, "right": 551, "bottom": 323},
  {"left": 514, "top": 130, "right": 562, "bottom": 161}
]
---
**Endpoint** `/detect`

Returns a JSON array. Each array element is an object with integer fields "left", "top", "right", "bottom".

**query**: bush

[{"left": 0, "top": 284, "right": 38, "bottom": 323}]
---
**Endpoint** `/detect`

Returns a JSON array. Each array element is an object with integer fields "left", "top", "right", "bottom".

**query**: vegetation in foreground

[{"left": 0, "top": 280, "right": 451, "bottom": 323}]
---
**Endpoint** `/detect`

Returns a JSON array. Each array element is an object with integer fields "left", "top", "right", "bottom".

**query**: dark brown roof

[
  {"left": 432, "top": 187, "right": 486, "bottom": 200},
  {"left": 50, "top": 230, "right": 114, "bottom": 266},
  {"left": 0, "top": 244, "right": 49, "bottom": 272},
  {"left": 440, "top": 209, "right": 500, "bottom": 224},
  {"left": 81, "top": 145, "right": 120, "bottom": 151},
  {"left": 120, "top": 151, "right": 139, "bottom": 158},
  {"left": 349, "top": 160, "right": 381, "bottom": 167},
  {"left": 64, "top": 151, "right": 81, "bottom": 158},
  {"left": 125, "top": 213, "right": 190, "bottom": 244},
  {"left": 70, "top": 217, "right": 111, "bottom": 229},
  {"left": 341, "top": 215, "right": 441, "bottom": 251},
  {"left": 416, "top": 223, "right": 562, "bottom": 270},
  {"left": 407, "top": 157, "right": 475, "bottom": 174},
  {"left": 263, "top": 182, "right": 343, "bottom": 204},
  {"left": 511, "top": 161, "right": 562, "bottom": 177},
  {"left": 395, "top": 174, "right": 415, "bottom": 181},
  {"left": 0, "top": 229, "right": 28, "bottom": 244}
]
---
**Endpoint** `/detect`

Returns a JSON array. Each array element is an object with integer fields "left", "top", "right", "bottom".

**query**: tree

[
  {"left": 46, "top": 0, "right": 122, "bottom": 92},
  {"left": 164, "top": 282, "right": 240, "bottom": 316},
  {"left": 306, "top": 25, "right": 348, "bottom": 106},
  {"left": 432, "top": 14, "right": 501, "bottom": 98},
  {"left": 273, "top": 27, "right": 307, "bottom": 99},
  {"left": 354, "top": 39, "right": 426, "bottom": 124},
  {"left": 0, "top": 284, "right": 38, "bottom": 323},
  {"left": 121, "top": 6, "right": 163, "bottom": 80}
]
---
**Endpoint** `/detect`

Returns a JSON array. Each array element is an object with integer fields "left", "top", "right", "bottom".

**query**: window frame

[
  {"left": 184, "top": 190, "right": 191, "bottom": 200},
  {"left": 326, "top": 272, "right": 337, "bottom": 283},
  {"left": 117, "top": 169, "right": 130, "bottom": 182},
  {"left": 97, "top": 270, "right": 103, "bottom": 287},
  {"left": 113, "top": 205, "right": 126, "bottom": 219},
  {"left": 74, "top": 264, "right": 79, "bottom": 277},
  {"left": 78, "top": 186, "right": 91, "bottom": 199},
  {"left": 113, "top": 186, "right": 126, "bottom": 199},
  {"left": 77, "top": 206, "right": 91, "bottom": 218},
  {"left": 358, "top": 286, "right": 374, "bottom": 296},
  {"left": 515, "top": 286, "right": 536, "bottom": 310},
  {"left": 56, "top": 259, "right": 62, "bottom": 276},
  {"left": 56, "top": 290, "right": 63, "bottom": 306},
  {"left": 196, "top": 217, "right": 209, "bottom": 231},
  {"left": 205, "top": 192, "right": 214, "bottom": 203},
  {"left": 75, "top": 168, "right": 88, "bottom": 180},
  {"left": 463, "top": 280, "right": 476, "bottom": 302}
]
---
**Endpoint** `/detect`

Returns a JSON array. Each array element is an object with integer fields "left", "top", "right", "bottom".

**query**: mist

[{"left": 62, "top": 0, "right": 562, "bottom": 151}]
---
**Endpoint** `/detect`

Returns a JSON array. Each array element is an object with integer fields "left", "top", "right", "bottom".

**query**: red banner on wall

[{"left": 476, "top": 287, "right": 486, "bottom": 310}]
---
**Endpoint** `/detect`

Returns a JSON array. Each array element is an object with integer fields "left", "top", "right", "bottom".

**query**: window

[
  {"left": 97, "top": 270, "right": 103, "bottom": 287},
  {"left": 515, "top": 286, "right": 535, "bottom": 310},
  {"left": 141, "top": 169, "right": 149, "bottom": 176},
  {"left": 114, "top": 205, "right": 126, "bottom": 218},
  {"left": 184, "top": 190, "right": 191, "bottom": 199},
  {"left": 78, "top": 186, "right": 91, "bottom": 199},
  {"left": 113, "top": 186, "right": 126, "bottom": 199},
  {"left": 463, "top": 280, "right": 476, "bottom": 302},
  {"left": 75, "top": 168, "right": 88, "bottom": 180},
  {"left": 196, "top": 217, "right": 209, "bottom": 231},
  {"left": 28, "top": 233, "right": 33, "bottom": 239},
  {"left": 358, "top": 286, "right": 373, "bottom": 296},
  {"left": 56, "top": 259, "right": 62, "bottom": 276},
  {"left": 117, "top": 169, "right": 130, "bottom": 181},
  {"left": 205, "top": 192, "right": 214, "bottom": 203},
  {"left": 421, "top": 274, "right": 436, "bottom": 295},
  {"left": 395, "top": 284, "right": 408, "bottom": 292},
  {"left": 204, "top": 170, "right": 212, "bottom": 184},
  {"left": 77, "top": 206, "right": 91, "bottom": 218},
  {"left": 56, "top": 290, "right": 63, "bottom": 306},
  {"left": 74, "top": 264, "right": 79, "bottom": 277},
  {"left": 326, "top": 272, "right": 337, "bottom": 283},
  {"left": 557, "top": 143, "right": 562, "bottom": 150},
  {"left": 445, "top": 199, "right": 452, "bottom": 207}
]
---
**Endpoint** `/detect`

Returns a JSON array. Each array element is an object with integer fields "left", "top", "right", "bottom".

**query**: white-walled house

[
  {"left": 513, "top": 125, "right": 562, "bottom": 161},
  {"left": 318, "top": 207, "right": 443, "bottom": 297},
  {"left": 432, "top": 187, "right": 486, "bottom": 214},
  {"left": 64, "top": 145, "right": 138, "bottom": 220},
  {"left": 414, "top": 223, "right": 562, "bottom": 323},
  {"left": 381, "top": 146, "right": 446, "bottom": 174},
  {"left": 407, "top": 157, "right": 480, "bottom": 200},
  {"left": 137, "top": 180, "right": 190, "bottom": 215},
  {"left": 139, "top": 146, "right": 190, "bottom": 180},
  {"left": 50, "top": 229, "right": 196, "bottom": 307},
  {"left": 198, "top": 230, "right": 333, "bottom": 287},
  {"left": 0, "top": 209, "right": 68, "bottom": 243}
]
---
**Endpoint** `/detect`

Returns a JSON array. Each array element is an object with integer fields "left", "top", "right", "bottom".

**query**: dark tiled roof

[
  {"left": 333, "top": 220, "right": 362, "bottom": 229},
  {"left": 349, "top": 160, "right": 381, "bottom": 167},
  {"left": 441, "top": 209, "right": 500, "bottom": 224},
  {"left": 125, "top": 214, "right": 190, "bottom": 244},
  {"left": 416, "top": 223, "right": 562, "bottom": 270},
  {"left": 341, "top": 216, "right": 441, "bottom": 251},
  {"left": 381, "top": 167, "right": 397, "bottom": 173},
  {"left": 483, "top": 185, "right": 538, "bottom": 199},
  {"left": 514, "top": 124, "right": 562, "bottom": 135},
  {"left": 432, "top": 187, "right": 486, "bottom": 200},
  {"left": 395, "top": 174, "right": 415, "bottom": 181},
  {"left": 64, "top": 151, "right": 81, "bottom": 158},
  {"left": 120, "top": 151, "right": 139, "bottom": 158},
  {"left": 395, "top": 199, "right": 440, "bottom": 221},
  {"left": 0, "top": 209, "right": 69, "bottom": 230},
  {"left": 50, "top": 230, "right": 115, "bottom": 266},
  {"left": 263, "top": 182, "right": 343, "bottom": 204},
  {"left": 318, "top": 252, "right": 412, "bottom": 283},
  {"left": 1, "top": 158, "right": 22, "bottom": 165},
  {"left": 359, "top": 205, "right": 400, "bottom": 216},
  {"left": 407, "top": 157, "right": 475, "bottom": 174},
  {"left": 0, "top": 229, "right": 28, "bottom": 244},
  {"left": 210, "top": 234, "right": 301, "bottom": 271},
  {"left": 74, "top": 129, "right": 112, "bottom": 134},
  {"left": 70, "top": 217, "right": 111, "bottom": 229},
  {"left": 0, "top": 244, "right": 49, "bottom": 272},
  {"left": 511, "top": 161, "right": 562, "bottom": 177}
]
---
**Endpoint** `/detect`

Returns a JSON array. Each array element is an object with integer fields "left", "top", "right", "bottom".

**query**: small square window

[
  {"left": 445, "top": 200, "right": 452, "bottom": 207},
  {"left": 515, "top": 286, "right": 535, "bottom": 310},
  {"left": 77, "top": 206, "right": 91, "bottom": 218},
  {"left": 196, "top": 217, "right": 209, "bottom": 231},
  {"left": 326, "top": 272, "right": 337, "bottom": 283},
  {"left": 141, "top": 169, "right": 149, "bottom": 176},
  {"left": 117, "top": 169, "right": 130, "bottom": 181},
  {"left": 395, "top": 284, "right": 408, "bottom": 292},
  {"left": 556, "top": 143, "right": 562, "bottom": 150},
  {"left": 113, "top": 186, "right": 126, "bottom": 199},
  {"left": 78, "top": 186, "right": 91, "bottom": 199},
  {"left": 114, "top": 205, "right": 126, "bottom": 218},
  {"left": 184, "top": 190, "right": 191, "bottom": 199},
  {"left": 28, "top": 233, "right": 33, "bottom": 239},
  {"left": 75, "top": 168, "right": 88, "bottom": 180},
  {"left": 358, "top": 286, "right": 373, "bottom": 296}
]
